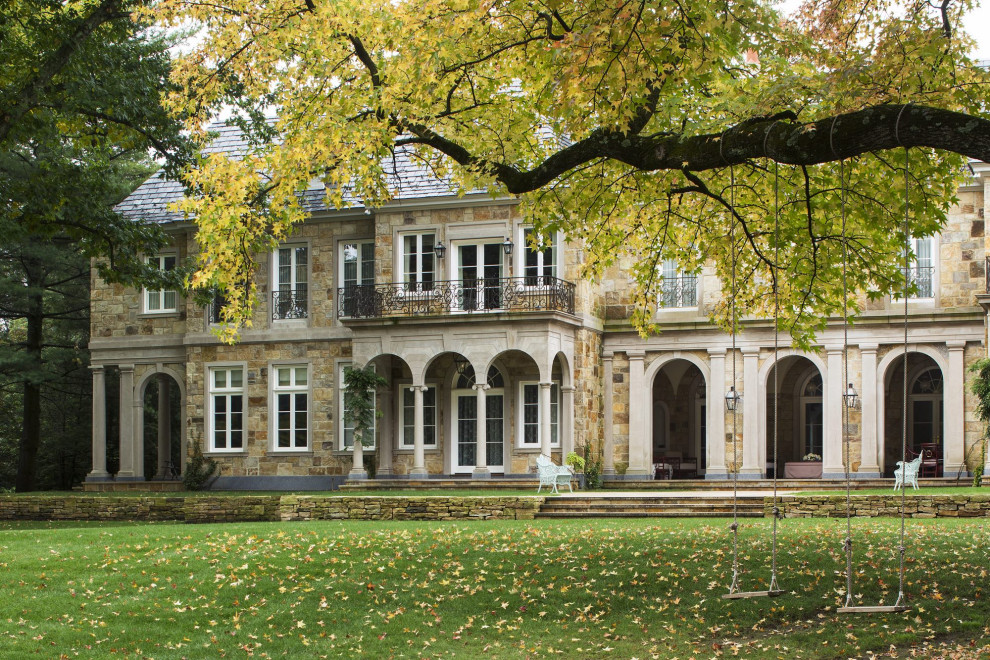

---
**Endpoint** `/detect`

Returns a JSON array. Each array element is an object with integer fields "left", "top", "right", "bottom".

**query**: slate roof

[{"left": 115, "top": 123, "right": 464, "bottom": 224}]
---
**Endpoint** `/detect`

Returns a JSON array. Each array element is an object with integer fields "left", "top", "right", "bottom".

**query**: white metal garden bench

[
  {"left": 892, "top": 454, "right": 922, "bottom": 490},
  {"left": 536, "top": 454, "right": 574, "bottom": 494}
]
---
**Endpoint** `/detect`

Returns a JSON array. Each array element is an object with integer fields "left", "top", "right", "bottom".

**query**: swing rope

[
  {"left": 766, "top": 123, "right": 781, "bottom": 596},
  {"left": 837, "top": 105, "right": 911, "bottom": 614},
  {"left": 727, "top": 156, "right": 741, "bottom": 596}
]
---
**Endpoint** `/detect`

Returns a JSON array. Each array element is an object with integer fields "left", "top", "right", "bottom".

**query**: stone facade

[
  {"left": 88, "top": 158, "right": 990, "bottom": 488},
  {"left": 773, "top": 494, "right": 990, "bottom": 518}
]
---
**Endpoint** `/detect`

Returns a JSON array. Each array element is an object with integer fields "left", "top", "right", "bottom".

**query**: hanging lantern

[
  {"left": 725, "top": 386, "right": 741, "bottom": 412},
  {"left": 453, "top": 355, "right": 470, "bottom": 375},
  {"left": 502, "top": 237, "right": 514, "bottom": 255},
  {"left": 433, "top": 241, "right": 447, "bottom": 259},
  {"left": 843, "top": 382, "right": 860, "bottom": 410}
]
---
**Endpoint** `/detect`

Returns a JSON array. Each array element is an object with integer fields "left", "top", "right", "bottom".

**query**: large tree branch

[{"left": 404, "top": 104, "right": 990, "bottom": 194}]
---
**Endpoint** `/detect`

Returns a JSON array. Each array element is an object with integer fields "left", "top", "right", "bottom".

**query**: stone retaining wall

[
  {"left": 771, "top": 494, "right": 990, "bottom": 518},
  {"left": 0, "top": 495, "right": 544, "bottom": 523}
]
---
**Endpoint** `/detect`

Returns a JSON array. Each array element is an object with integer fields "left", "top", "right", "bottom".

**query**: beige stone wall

[
  {"left": 185, "top": 340, "right": 352, "bottom": 477},
  {"left": 939, "top": 189, "right": 984, "bottom": 311},
  {"left": 90, "top": 232, "right": 191, "bottom": 339}
]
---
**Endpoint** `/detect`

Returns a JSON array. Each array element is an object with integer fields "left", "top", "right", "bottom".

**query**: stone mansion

[{"left": 86, "top": 126, "right": 990, "bottom": 489}]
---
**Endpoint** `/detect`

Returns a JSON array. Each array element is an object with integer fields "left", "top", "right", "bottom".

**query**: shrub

[
  {"left": 565, "top": 451, "right": 585, "bottom": 472},
  {"left": 183, "top": 443, "right": 219, "bottom": 491}
]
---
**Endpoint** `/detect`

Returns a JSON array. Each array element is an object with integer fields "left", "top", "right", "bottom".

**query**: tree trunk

[{"left": 15, "top": 268, "right": 44, "bottom": 492}]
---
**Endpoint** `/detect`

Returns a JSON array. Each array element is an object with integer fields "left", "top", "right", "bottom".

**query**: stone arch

[
  {"left": 645, "top": 353, "right": 710, "bottom": 478},
  {"left": 877, "top": 346, "right": 946, "bottom": 474},
  {"left": 135, "top": 365, "right": 187, "bottom": 480},
  {"left": 758, "top": 351, "right": 827, "bottom": 476}
]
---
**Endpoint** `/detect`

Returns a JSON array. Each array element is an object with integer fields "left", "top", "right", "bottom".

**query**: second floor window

[
  {"left": 145, "top": 254, "right": 177, "bottom": 313},
  {"left": 274, "top": 245, "right": 308, "bottom": 320},
  {"left": 660, "top": 259, "right": 697, "bottom": 308},
  {"left": 907, "top": 236, "right": 934, "bottom": 299},
  {"left": 523, "top": 228, "right": 557, "bottom": 285},
  {"left": 402, "top": 233, "right": 435, "bottom": 291}
]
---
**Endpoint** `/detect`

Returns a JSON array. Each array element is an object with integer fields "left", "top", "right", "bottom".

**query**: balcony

[
  {"left": 206, "top": 292, "right": 227, "bottom": 324},
  {"left": 272, "top": 289, "right": 308, "bottom": 320},
  {"left": 905, "top": 266, "right": 933, "bottom": 299},
  {"left": 338, "top": 277, "right": 576, "bottom": 319},
  {"left": 660, "top": 275, "right": 698, "bottom": 308}
]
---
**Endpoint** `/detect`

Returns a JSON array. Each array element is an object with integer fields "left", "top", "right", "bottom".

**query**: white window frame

[
  {"left": 399, "top": 384, "right": 437, "bottom": 448},
  {"left": 271, "top": 363, "right": 310, "bottom": 452},
  {"left": 517, "top": 381, "right": 560, "bottom": 448},
  {"left": 399, "top": 232, "right": 436, "bottom": 293},
  {"left": 519, "top": 227, "right": 558, "bottom": 285},
  {"left": 339, "top": 240, "right": 375, "bottom": 288},
  {"left": 144, "top": 253, "right": 178, "bottom": 314},
  {"left": 207, "top": 364, "right": 247, "bottom": 453},
  {"left": 339, "top": 362, "right": 376, "bottom": 450},
  {"left": 658, "top": 258, "right": 699, "bottom": 309},
  {"left": 272, "top": 243, "right": 309, "bottom": 321},
  {"left": 892, "top": 234, "right": 939, "bottom": 303},
  {"left": 906, "top": 235, "right": 935, "bottom": 300}
]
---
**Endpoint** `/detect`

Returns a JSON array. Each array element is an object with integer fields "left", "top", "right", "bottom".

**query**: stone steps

[{"left": 537, "top": 496, "right": 766, "bottom": 519}]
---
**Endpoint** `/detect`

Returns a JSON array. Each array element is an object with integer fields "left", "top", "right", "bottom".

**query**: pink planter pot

[{"left": 784, "top": 461, "right": 822, "bottom": 479}]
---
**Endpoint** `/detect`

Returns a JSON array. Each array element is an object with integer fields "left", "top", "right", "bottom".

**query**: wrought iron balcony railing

[
  {"left": 905, "top": 265, "right": 934, "bottom": 299},
  {"left": 272, "top": 289, "right": 309, "bottom": 320},
  {"left": 338, "top": 277, "right": 576, "bottom": 319},
  {"left": 985, "top": 256, "right": 989, "bottom": 294},
  {"left": 660, "top": 275, "right": 698, "bottom": 308},
  {"left": 206, "top": 292, "right": 227, "bottom": 324}
]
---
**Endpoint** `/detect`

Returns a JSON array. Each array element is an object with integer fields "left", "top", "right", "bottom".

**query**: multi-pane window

[
  {"left": 274, "top": 245, "right": 308, "bottom": 319},
  {"left": 523, "top": 228, "right": 556, "bottom": 285},
  {"left": 273, "top": 365, "right": 308, "bottom": 450},
  {"left": 907, "top": 236, "right": 934, "bottom": 299},
  {"left": 340, "top": 363, "right": 376, "bottom": 449},
  {"left": 520, "top": 382, "right": 560, "bottom": 447},
  {"left": 340, "top": 242, "right": 375, "bottom": 317},
  {"left": 401, "top": 386, "right": 437, "bottom": 447},
  {"left": 402, "top": 233, "right": 435, "bottom": 291},
  {"left": 145, "top": 254, "right": 177, "bottom": 313},
  {"left": 209, "top": 366, "right": 244, "bottom": 452},
  {"left": 660, "top": 259, "right": 698, "bottom": 308}
]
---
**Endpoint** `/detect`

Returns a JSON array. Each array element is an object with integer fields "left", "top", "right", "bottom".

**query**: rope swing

[
  {"left": 837, "top": 109, "right": 910, "bottom": 615},
  {"left": 723, "top": 128, "right": 783, "bottom": 600}
]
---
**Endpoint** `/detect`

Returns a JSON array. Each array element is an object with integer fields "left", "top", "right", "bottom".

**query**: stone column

[
  {"left": 473, "top": 383, "right": 491, "bottom": 479},
  {"left": 602, "top": 351, "right": 616, "bottom": 477},
  {"left": 409, "top": 385, "right": 428, "bottom": 478},
  {"left": 87, "top": 365, "right": 110, "bottom": 481},
  {"left": 856, "top": 343, "right": 882, "bottom": 478},
  {"left": 823, "top": 345, "right": 845, "bottom": 478},
  {"left": 945, "top": 341, "right": 968, "bottom": 478},
  {"left": 155, "top": 374, "right": 172, "bottom": 479},
  {"left": 706, "top": 349, "right": 728, "bottom": 479},
  {"left": 626, "top": 351, "right": 650, "bottom": 476},
  {"left": 561, "top": 385, "right": 575, "bottom": 459},
  {"left": 740, "top": 347, "right": 761, "bottom": 478},
  {"left": 539, "top": 382, "right": 553, "bottom": 457},
  {"left": 377, "top": 386, "right": 393, "bottom": 477},
  {"left": 115, "top": 365, "right": 138, "bottom": 480},
  {"left": 348, "top": 431, "right": 367, "bottom": 480},
  {"left": 132, "top": 391, "right": 145, "bottom": 480}
]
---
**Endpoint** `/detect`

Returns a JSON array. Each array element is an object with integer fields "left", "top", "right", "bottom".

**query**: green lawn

[{"left": 0, "top": 518, "right": 987, "bottom": 659}]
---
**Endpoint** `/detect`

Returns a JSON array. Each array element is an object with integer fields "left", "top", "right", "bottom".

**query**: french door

[
  {"left": 452, "top": 390, "right": 504, "bottom": 473},
  {"left": 457, "top": 243, "right": 503, "bottom": 311}
]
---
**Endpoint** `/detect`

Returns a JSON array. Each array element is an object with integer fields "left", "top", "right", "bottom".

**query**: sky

[{"left": 962, "top": 3, "right": 990, "bottom": 60}]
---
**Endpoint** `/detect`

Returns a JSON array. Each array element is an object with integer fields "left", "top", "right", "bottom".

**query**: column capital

[
  {"left": 707, "top": 347, "right": 727, "bottom": 357},
  {"left": 89, "top": 364, "right": 105, "bottom": 373},
  {"left": 119, "top": 364, "right": 135, "bottom": 373},
  {"left": 412, "top": 384, "right": 428, "bottom": 392},
  {"left": 539, "top": 381, "right": 553, "bottom": 390},
  {"left": 859, "top": 342, "right": 879, "bottom": 353},
  {"left": 603, "top": 350, "right": 615, "bottom": 360},
  {"left": 823, "top": 344, "right": 844, "bottom": 355},
  {"left": 561, "top": 385, "right": 576, "bottom": 394},
  {"left": 473, "top": 383, "right": 490, "bottom": 392},
  {"left": 946, "top": 340, "right": 967, "bottom": 351},
  {"left": 626, "top": 350, "right": 646, "bottom": 360},
  {"left": 740, "top": 346, "right": 760, "bottom": 356}
]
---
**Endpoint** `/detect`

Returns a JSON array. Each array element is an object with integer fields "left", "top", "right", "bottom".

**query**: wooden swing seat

[
  {"left": 837, "top": 605, "right": 909, "bottom": 614},
  {"left": 722, "top": 590, "right": 785, "bottom": 600}
]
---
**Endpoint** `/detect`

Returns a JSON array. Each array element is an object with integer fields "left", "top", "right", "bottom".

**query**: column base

[
  {"left": 624, "top": 468, "right": 652, "bottom": 478},
  {"left": 705, "top": 469, "right": 730, "bottom": 480},
  {"left": 736, "top": 468, "right": 763, "bottom": 480},
  {"left": 376, "top": 467, "right": 393, "bottom": 477},
  {"left": 114, "top": 475, "right": 146, "bottom": 482},
  {"left": 85, "top": 471, "right": 112, "bottom": 482},
  {"left": 822, "top": 471, "right": 854, "bottom": 480},
  {"left": 408, "top": 469, "right": 429, "bottom": 479},
  {"left": 943, "top": 464, "right": 970, "bottom": 479},
  {"left": 472, "top": 467, "right": 492, "bottom": 479},
  {"left": 602, "top": 467, "right": 616, "bottom": 476},
  {"left": 347, "top": 468, "right": 369, "bottom": 481},
  {"left": 853, "top": 468, "right": 882, "bottom": 479}
]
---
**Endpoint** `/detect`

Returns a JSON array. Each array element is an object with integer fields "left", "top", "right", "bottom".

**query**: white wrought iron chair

[{"left": 892, "top": 454, "right": 922, "bottom": 490}]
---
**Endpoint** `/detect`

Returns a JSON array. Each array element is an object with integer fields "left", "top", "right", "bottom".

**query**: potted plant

[{"left": 343, "top": 364, "right": 387, "bottom": 480}]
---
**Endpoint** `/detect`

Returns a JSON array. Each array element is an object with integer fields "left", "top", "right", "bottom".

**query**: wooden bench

[{"left": 536, "top": 454, "right": 574, "bottom": 494}]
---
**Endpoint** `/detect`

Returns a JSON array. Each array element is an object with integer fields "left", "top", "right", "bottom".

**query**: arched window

[
  {"left": 911, "top": 368, "right": 943, "bottom": 395},
  {"left": 455, "top": 365, "right": 503, "bottom": 389}
]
